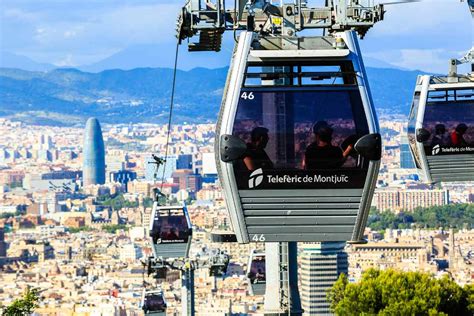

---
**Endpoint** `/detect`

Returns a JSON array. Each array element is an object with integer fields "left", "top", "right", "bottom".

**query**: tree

[
  {"left": 2, "top": 288, "right": 39, "bottom": 315},
  {"left": 328, "top": 269, "right": 473, "bottom": 316},
  {"left": 102, "top": 224, "right": 128, "bottom": 234},
  {"left": 368, "top": 204, "right": 474, "bottom": 231}
]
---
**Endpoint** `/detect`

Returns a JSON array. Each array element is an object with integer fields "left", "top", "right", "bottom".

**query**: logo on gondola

[
  {"left": 432, "top": 144, "right": 441, "bottom": 155},
  {"left": 248, "top": 168, "right": 264, "bottom": 189}
]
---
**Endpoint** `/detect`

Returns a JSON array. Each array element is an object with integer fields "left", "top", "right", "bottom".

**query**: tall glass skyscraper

[
  {"left": 83, "top": 117, "right": 106, "bottom": 186},
  {"left": 300, "top": 242, "right": 348, "bottom": 315}
]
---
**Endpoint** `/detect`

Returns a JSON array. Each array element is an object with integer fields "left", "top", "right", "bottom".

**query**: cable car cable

[{"left": 160, "top": 39, "right": 180, "bottom": 193}]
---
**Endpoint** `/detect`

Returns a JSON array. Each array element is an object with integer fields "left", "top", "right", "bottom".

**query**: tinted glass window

[
  {"left": 151, "top": 215, "right": 190, "bottom": 244},
  {"left": 232, "top": 89, "right": 370, "bottom": 190},
  {"left": 248, "top": 255, "right": 265, "bottom": 284},
  {"left": 422, "top": 97, "right": 474, "bottom": 156},
  {"left": 144, "top": 294, "right": 166, "bottom": 311}
]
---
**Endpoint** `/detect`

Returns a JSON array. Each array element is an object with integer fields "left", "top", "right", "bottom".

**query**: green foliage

[
  {"left": 328, "top": 269, "right": 473, "bottom": 316},
  {"left": 0, "top": 212, "right": 16, "bottom": 219},
  {"left": 2, "top": 288, "right": 39, "bottom": 315},
  {"left": 368, "top": 204, "right": 474, "bottom": 230},
  {"left": 8, "top": 182, "right": 23, "bottom": 189},
  {"left": 102, "top": 224, "right": 128, "bottom": 234},
  {"left": 143, "top": 197, "right": 154, "bottom": 208},
  {"left": 98, "top": 194, "right": 139, "bottom": 210},
  {"left": 68, "top": 226, "right": 95, "bottom": 234}
]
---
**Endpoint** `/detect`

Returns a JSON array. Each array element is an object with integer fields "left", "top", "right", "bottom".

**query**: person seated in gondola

[
  {"left": 304, "top": 121, "right": 353, "bottom": 169},
  {"left": 151, "top": 221, "right": 161, "bottom": 244},
  {"left": 241, "top": 127, "right": 274, "bottom": 171},
  {"left": 255, "top": 268, "right": 265, "bottom": 282},
  {"left": 164, "top": 227, "right": 180, "bottom": 241},
  {"left": 431, "top": 124, "right": 448, "bottom": 147},
  {"left": 450, "top": 123, "right": 468, "bottom": 146},
  {"left": 144, "top": 294, "right": 166, "bottom": 312}
]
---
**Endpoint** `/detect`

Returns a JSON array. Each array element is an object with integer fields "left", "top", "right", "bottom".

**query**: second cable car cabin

[
  {"left": 216, "top": 31, "right": 381, "bottom": 243},
  {"left": 141, "top": 289, "right": 166, "bottom": 316},
  {"left": 246, "top": 249, "right": 266, "bottom": 296},
  {"left": 149, "top": 204, "right": 192, "bottom": 259},
  {"left": 408, "top": 74, "right": 474, "bottom": 183}
]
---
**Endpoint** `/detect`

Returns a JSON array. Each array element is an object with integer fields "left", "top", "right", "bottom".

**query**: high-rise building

[
  {"left": 110, "top": 170, "right": 137, "bottom": 188},
  {"left": 202, "top": 152, "right": 217, "bottom": 175},
  {"left": 300, "top": 242, "right": 348, "bottom": 316},
  {"left": 172, "top": 170, "right": 202, "bottom": 192},
  {"left": 373, "top": 188, "right": 449, "bottom": 212},
  {"left": 83, "top": 118, "right": 106, "bottom": 186},
  {"left": 400, "top": 135, "right": 416, "bottom": 169},
  {"left": 177, "top": 154, "right": 193, "bottom": 170}
]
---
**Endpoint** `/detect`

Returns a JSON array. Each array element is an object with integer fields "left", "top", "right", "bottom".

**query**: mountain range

[{"left": 0, "top": 66, "right": 424, "bottom": 126}]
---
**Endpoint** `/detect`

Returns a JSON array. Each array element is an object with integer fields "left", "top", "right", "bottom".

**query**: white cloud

[
  {"left": 1, "top": 0, "right": 473, "bottom": 69},
  {"left": 365, "top": 48, "right": 471, "bottom": 73},
  {"left": 54, "top": 54, "right": 76, "bottom": 67}
]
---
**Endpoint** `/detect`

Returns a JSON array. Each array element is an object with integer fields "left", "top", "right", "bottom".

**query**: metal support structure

[
  {"left": 145, "top": 248, "right": 230, "bottom": 316},
  {"left": 287, "top": 242, "right": 302, "bottom": 315},
  {"left": 264, "top": 242, "right": 302, "bottom": 315},
  {"left": 177, "top": 0, "right": 391, "bottom": 51},
  {"left": 182, "top": 264, "right": 195, "bottom": 316}
]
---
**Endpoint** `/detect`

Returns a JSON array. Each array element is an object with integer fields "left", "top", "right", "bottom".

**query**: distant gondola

[
  {"left": 408, "top": 73, "right": 474, "bottom": 183},
  {"left": 246, "top": 249, "right": 266, "bottom": 296},
  {"left": 141, "top": 289, "right": 167, "bottom": 316},
  {"left": 149, "top": 203, "right": 192, "bottom": 259},
  {"left": 216, "top": 31, "right": 381, "bottom": 243}
]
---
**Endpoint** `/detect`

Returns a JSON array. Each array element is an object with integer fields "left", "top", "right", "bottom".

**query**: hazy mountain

[
  {"left": 0, "top": 66, "right": 424, "bottom": 126},
  {"left": 363, "top": 56, "right": 407, "bottom": 71},
  {"left": 0, "top": 51, "right": 55, "bottom": 72},
  {"left": 80, "top": 42, "right": 402, "bottom": 73},
  {"left": 80, "top": 42, "right": 233, "bottom": 72}
]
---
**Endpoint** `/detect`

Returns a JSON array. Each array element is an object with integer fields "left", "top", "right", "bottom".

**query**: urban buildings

[
  {"left": 373, "top": 188, "right": 449, "bottom": 212},
  {"left": 83, "top": 117, "right": 106, "bottom": 186},
  {"left": 0, "top": 118, "right": 472, "bottom": 315}
]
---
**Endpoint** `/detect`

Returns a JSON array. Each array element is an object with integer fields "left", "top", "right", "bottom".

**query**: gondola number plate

[
  {"left": 251, "top": 234, "right": 266, "bottom": 242},
  {"left": 241, "top": 92, "right": 254, "bottom": 100}
]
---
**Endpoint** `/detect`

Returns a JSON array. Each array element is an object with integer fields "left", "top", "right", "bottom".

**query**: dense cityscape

[{"left": 0, "top": 115, "right": 472, "bottom": 315}]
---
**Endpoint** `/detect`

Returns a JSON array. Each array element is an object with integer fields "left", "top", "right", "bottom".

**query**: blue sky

[{"left": 1, "top": 0, "right": 472, "bottom": 72}]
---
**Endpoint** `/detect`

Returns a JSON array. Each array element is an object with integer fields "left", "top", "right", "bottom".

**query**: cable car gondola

[
  {"left": 246, "top": 249, "right": 266, "bottom": 296},
  {"left": 149, "top": 203, "right": 192, "bottom": 259},
  {"left": 216, "top": 31, "right": 381, "bottom": 243},
  {"left": 408, "top": 73, "right": 474, "bottom": 183},
  {"left": 208, "top": 250, "right": 230, "bottom": 277},
  {"left": 141, "top": 289, "right": 167, "bottom": 316}
]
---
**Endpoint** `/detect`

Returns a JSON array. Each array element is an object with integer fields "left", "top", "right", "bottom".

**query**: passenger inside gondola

[
  {"left": 304, "top": 121, "right": 353, "bottom": 169},
  {"left": 151, "top": 216, "right": 188, "bottom": 243},
  {"left": 248, "top": 256, "right": 266, "bottom": 284},
  {"left": 431, "top": 124, "right": 448, "bottom": 146},
  {"left": 241, "top": 127, "right": 274, "bottom": 171},
  {"left": 450, "top": 123, "right": 468, "bottom": 146},
  {"left": 144, "top": 294, "right": 166, "bottom": 312}
]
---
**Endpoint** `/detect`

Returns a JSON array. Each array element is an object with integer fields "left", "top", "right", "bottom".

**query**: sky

[{"left": 0, "top": 0, "right": 472, "bottom": 73}]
